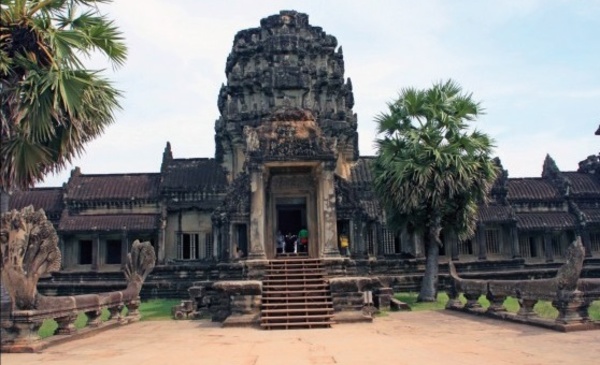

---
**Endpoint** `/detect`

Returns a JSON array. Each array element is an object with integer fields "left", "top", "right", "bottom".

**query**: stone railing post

[
  {"left": 552, "top": 290, "right": 585, "bottom": 324},
  {"left": 54, "top": 313, "right": 78, "bottom": 335},
  {"left": 125, "top": 298, "right": 141, "bottom": 322},
  {"left": 108, "top": 304, "right": 125, "bottom": 323},
  {"left": 7, "top": 317, "right": 44, "bottom": 348},
  {"left": 463, "top": 291, "right": 482, "bottom": 309},
  {"left": 486, "top": 292, "right": 507, "bottom": 313},
  {"left": 444, "top": 283, "right": 462, "bottom": 309},
  {"left": 517, "top": 297, "right": 538, "bottom": 318},
  {"left": 85, "top": 309, "right": 102, "bottom": 328}
]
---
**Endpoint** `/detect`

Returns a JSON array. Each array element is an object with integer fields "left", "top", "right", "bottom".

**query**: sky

[{"left": 37, "top": 0, "right": 600, "bottom": 187}]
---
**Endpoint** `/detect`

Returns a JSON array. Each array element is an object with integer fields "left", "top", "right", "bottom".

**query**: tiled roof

[
  {"left": 477, "top": 204, "right": 514, "bottom": 223},
  {"left": 66, "top": 173, "right": 160, "bottom": 201},
  {"left": 516, "top": 212, "right": 577, "bottom": 230},
  {"left": 360, "top": 199, "right": 382, "bottom": 222},
  {"left": 582, "top": 209, "right": 600, "bottom": 224},
  {"left": 58, "top": 212, "right": 159, "bottom": 232},
  {"left": 563, "top": 172, "right": 600, "bottom": 197},
  {"left": 507, "top": 178, "right": 561, "bottom": 201},
  {"left": 9, "top": 188, "right": 64, "bottom": 214},
  {"left": 349, "top": 156, "right": 375, "bottom": 186},
  {"left": 161, "top": 158, "right": 228, "bottom": 191}
]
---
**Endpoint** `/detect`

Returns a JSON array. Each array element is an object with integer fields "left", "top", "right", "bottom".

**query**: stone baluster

[
  {"left": 517, "top": 297, "right": 538, "bottom": 317},
  {"left": 463, "top": 291, "right": 482, "bottom": 309},
  {"left": 126, "top": 298, "right": 142, "bottom": 322},
  {"left": 486, "top": 292, "right": 507, "bottom": 313},
  {"left": 552, "top": 290, "right": 585, "bottom": 324},
  {"left": 444, "top": 283, "right": 462, "bottom": 309},
  {"left": 577, "top": 297, "right": 593, "bottom": 322},
  {"left": 85, "top": 309, "right": 102, "bottom": 328},
  {"left": 108, "top": 304, "right": 125, "bottom": 323},
  {"left": 9, "top": 318, "right": 44, "bottom": 347},
  {"left": 54, "top": 313, "right": 78, "bottom": 335}
]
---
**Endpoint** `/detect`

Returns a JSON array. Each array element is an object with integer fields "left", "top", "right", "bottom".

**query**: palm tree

[
  {"left": 373, "top": 80, "right": 498, "bottom": 302},
  {"left": 0, "top": 0, "right": 126, "bottom": 212}
]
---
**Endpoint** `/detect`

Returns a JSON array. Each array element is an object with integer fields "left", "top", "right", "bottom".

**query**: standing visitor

[
  {"left": 339, "top": 232, "right": 349, "bottom": 256},
  {"left": 276, "top": 231, "right": 285, "bottom": 254},
  {"left": 298, "top": 228, "right": 309, "bottom": 253}
]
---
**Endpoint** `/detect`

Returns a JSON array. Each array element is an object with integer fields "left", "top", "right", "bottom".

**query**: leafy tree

[
  {"left": 373, "top": 80, "right": 498, "bottom": 301},
  {"left": 0, "top": 0, "right": 126, "bottom": 212}
]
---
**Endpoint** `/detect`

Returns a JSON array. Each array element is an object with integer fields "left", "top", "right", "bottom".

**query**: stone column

[
  {"left": 248, "top": 164, "right": 266, "bottom": 260},
  {"left": 121, "top": 230, "right": 129, "bottom": 268},
  {"left": 510, "top": 225, "right": 521, "bottom": 258},
  {"left": 158, "top": 203, "right": 167, "bottom": 263},
  {"left": 477, "top": 224, "right": 487, "bottom": 260},
  {"left": 58, "top": 235, "right": 66, "bottom": 269},
  {"left": 581, "top": 230, "right": 593, "bottom": 258},
  {"left": 544, "top": 231, "right": 554, "bottom": 262},
  {"left": 321, "top": 161, "right": 340, "bottom": 258},
  {"left": 92, "top": 233, "right": 100, "bottom": 271},
  {"left": 353, "top": 219, "right": 367, "bottom": 258},
  {"left": 448, "top": 230, "right": 459, "bottom": 261}
]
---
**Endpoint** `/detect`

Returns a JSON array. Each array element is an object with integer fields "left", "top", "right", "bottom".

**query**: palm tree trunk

[
  {"left": 417, "top": 222, "right": 442, "bottom": 302},
  {"left": 1, "top": 189, "right": 9, "bottom": 214}
]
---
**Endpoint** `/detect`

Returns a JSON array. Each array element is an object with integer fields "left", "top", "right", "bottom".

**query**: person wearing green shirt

[{"left": 298, "top": 228, "right": 308, "bottom": 253}]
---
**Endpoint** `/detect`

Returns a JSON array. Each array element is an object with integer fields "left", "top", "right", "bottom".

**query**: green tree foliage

[
  {"left": 373, "top": 80, "right": 498, "bottom": 301},
  {"left": 0, "top": 0, "right": 126, "bottom": 198}
]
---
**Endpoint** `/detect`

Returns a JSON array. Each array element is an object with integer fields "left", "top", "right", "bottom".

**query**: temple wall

[{"left": 164, "top": 210, "right": 214, "bottom": 260}]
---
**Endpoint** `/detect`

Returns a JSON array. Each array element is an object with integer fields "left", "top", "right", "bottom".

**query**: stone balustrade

[
  {"left": 1, "top": 293, "right": 142, "bottom": 352},
  {"left": 444, "top": 276, "right": 600, "bottom": 331}
]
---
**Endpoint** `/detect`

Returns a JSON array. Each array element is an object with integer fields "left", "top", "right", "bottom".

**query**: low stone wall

[
  {"left": 1, "top": 293, "right": 142, "bottom": 353},
  {"left": 328, "top": 277, "right": 382, "bottom": 323},
  {"left": 36, "top": 258, "right": 600, "bottom": 300},
  {"left": 184, "top": 280, "right": 262, "bottom": 327}
]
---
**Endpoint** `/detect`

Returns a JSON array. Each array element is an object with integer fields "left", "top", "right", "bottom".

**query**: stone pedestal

[{"left": 553, "top": 290, "right": 585, "bottom": 324}]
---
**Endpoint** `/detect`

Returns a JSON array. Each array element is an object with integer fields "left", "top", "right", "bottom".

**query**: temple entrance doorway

[{"left": 275, "top": 197, "right": 308, "bottom": 257}]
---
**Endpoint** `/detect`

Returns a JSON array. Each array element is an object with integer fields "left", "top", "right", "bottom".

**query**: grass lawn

[
  {"left": 38, "top": 299, "right": 180, "bottom": 339},
  {"left": 394, "top": 292, "right": 600, "bottom": 321}
]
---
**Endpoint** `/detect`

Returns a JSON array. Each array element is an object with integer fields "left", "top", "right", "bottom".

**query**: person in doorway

[
  {"left": 298, "top": 228, "right": 308, "bottom": 253},
  {"left": 339, "top": 231, "right": 349, "bottom": 256},
  {"left": 276, "top": 231, "right": 285, "bottom": 254},
  {"left": 285, "top": 232, "right": 296, "bottom": 253}
]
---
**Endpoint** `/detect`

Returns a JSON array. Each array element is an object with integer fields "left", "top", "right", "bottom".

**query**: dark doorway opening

[
  {"left": 276, "top": 197, "right": 307, "bottom": 255},
  {"left": 278, "top": 207, "right": 304, "bottom": 236},
  {"left": 106, "top": 239, "right": 121, "bottom": 264},
  {"left": 236, "top": 224, "right": 248, "bottom": 257}
]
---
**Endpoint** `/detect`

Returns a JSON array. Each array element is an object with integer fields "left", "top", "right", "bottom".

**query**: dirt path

[{"left": 2, "top": 311, "right": 598, "bottom": 365}]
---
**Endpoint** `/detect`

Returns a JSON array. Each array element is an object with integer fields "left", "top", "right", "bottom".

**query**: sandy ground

[{"left": 2, "top": 311, "right": 599, "bottom": 365}]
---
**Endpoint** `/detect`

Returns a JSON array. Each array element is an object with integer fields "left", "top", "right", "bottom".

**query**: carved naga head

[{"left": 0, "top": 206, "right": 61, "bottom": 309}]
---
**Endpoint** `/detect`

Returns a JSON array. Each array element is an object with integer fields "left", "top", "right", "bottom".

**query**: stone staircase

[{"left": 260, "top": 258, "right": 334, "bottom": 330}]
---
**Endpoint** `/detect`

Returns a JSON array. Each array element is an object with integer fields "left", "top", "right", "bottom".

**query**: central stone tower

[{"left": 213, "top": 10, "right": 360, "bottom": 261}]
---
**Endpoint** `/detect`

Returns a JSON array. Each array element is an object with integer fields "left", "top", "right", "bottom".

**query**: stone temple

[{"left": 8, "top": 11, "right": 600, "bottom": 298}]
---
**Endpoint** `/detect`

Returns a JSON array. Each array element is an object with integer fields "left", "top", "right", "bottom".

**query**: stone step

[
  {"left": 261, "top": 313, "right": 334, "bottom": 321},
  {"left": 261, "top": 301, "right": 333, "bottom": 308},
  {"left": 263, "top": 278, "right": 325, "bottom": 284},
  {"left": 260, "top": 258, "right": 334, "bottom": 330},
  {"left": 262, "top": 307, "right": 333, "bottom": 315},
  {"left": 263, "top": 283, "right": 328, "bottom": 290},
  {"left": 260, "top": 321, "right": 335, "bottom": 330},
  {"left": 262, "top": 295, "right": 332, "bottom": 302}
]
